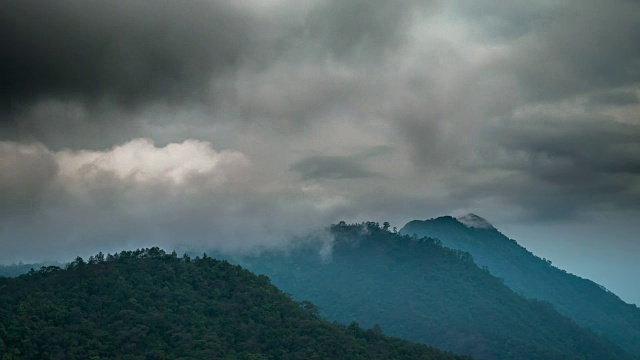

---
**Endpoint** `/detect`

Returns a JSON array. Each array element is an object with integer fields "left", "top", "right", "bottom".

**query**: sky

[{"left": 1, "top": 0, "right": 639, "bottom": 304}]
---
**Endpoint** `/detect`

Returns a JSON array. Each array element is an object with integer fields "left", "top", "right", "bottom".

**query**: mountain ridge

[
  {"left": 221, "top": 222, "right": 632, "bottom": 360},
  {"left": 3, "top": 221, "right": 637, "bottom": 359},
  {"left": 0, "top": 247, "right": 469, "bottom": 359},
  {"left": 400, "top": 215, "right": 640, "bottom": 356}
]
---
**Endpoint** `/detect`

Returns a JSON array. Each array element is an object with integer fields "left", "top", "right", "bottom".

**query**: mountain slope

[
  {"left": 224, "top": 222, "right": 631, "bottom": 360},
  {"left": 401, "top": 215, "right": 640, "bottom": 356},
  {"left": 0, "top": 247, "right": 467, "bottom": 360}
]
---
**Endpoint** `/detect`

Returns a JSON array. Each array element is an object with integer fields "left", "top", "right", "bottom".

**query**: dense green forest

[
  {"left": 223, "top": 222, "right": 632, "bottom": 360},
  {"left": 401, "top": 216, "right": 640, "bottom": 356},
  {"left": 0, "top": 248, "right": 469, "bottom": 360}
]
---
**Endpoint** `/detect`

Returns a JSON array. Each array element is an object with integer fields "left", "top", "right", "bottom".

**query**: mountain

[
  {"left": 0, "top": 261, "right": 64, "bottom": 278},
  {"left": 222, "top": 222, "right": 632, "bottom": 360},
  {"left": 0, "top": 248, "right": 467, "bottom": 360},
  {"left": 401, "top": 215, "right": 640, "bottom": 356}
]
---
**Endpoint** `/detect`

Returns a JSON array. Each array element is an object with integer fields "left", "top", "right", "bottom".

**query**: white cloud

[{"left": 54, "top": 138, "right": 251, "bottom": 193}]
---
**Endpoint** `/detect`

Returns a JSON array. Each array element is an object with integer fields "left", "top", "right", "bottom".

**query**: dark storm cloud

[
  {"left": 290, "top": 155, "right": 377, "bottom": 180},
  {"left": 496, "top": 116, "right": 640, "bottom": 176},
  {"left": 3, "top": 101, "right": 146, "bottom": 150},
  {"left": 458, "top": 116, "right": 640, "bottom": 220},
  {"left": 0, "top": 0, "right": 424, "bottom": 147},
  {"left": 448, "top": 171, "right": 634, "bottom": 221},
  {"left": 0, "top": 0, "right": 250, "bottom": 114}
]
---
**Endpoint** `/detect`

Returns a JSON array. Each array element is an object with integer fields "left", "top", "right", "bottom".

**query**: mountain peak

[{"left": 455, "top": 213, "right": 495, "bottom": 230}]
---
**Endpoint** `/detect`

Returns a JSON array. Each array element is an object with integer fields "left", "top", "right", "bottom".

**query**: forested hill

[
  {"left": 401, "top": 215, "right": 640, "bottom": 356},
  {"left": 0, "top": 248, "right": 468, "bottom": 360},
  {"left": 225, "top": 222, "right": 632, "bottom": 360}
]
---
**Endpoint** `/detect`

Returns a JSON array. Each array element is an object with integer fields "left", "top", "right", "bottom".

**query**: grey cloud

[
  {"left": 358, "top": 145, "right": 395, "bottom": 159},
  {"left": 0, "top": 0, "right": 251, "bottom": 114},
  {"left": 231, "top": 0, "right": 429, "bottom": 129},
  {"left": 587, "top": 90, "right": 639, "bottom": 107},
  {"left": 302, "top": 0, "right": 419, "bottom": 61},
  {"left": 2, "top": 0, "right": 640, "bottom": 292},
  {"left": 449, "top": 170, "right": 639, "bottom": 222},
  {"left": 453, "top": 115, "right": 640, "bottom": 220},
  {"left": 0, "top": 142, "right": 58, "bottom": 216},
  {"left": 447, "top": 1, "right": 557, "bottom": 40},
  {"left": 508, "top": 0, "right": 640, "bottom": 102},
  {"left": 495, "top": 116, "right": 640, "bottom": 176},
  {"left": 290, "top": 155, "right": 377, "bottom": 180},
  {"left": 0, "top": 0, "right": 425, "bottom": 146},
  {"left": 234, "top": 62, "right": 367, "bottom": 130},
  {"left": 2, "top": 101, "right": 145, "bottom": 150},
  {"left": 386, "top": 0, "right": 640, "bottom": 176},
  {"left": 399, "top": 115, "right": 446, "bottom": 168},
  {"left": 440, "top": 1, "right": 640, "bottom": 104}
]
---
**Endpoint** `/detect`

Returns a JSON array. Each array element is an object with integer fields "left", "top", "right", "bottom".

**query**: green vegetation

[
  {"left": 228, "top": 222, "right": 632, "bottom": 360},
  {"left": 401, "top": 216, "right": 640, "bottom": 356},
  {"left": 0, "top": 247, "right": 468, "bottom": 360}
]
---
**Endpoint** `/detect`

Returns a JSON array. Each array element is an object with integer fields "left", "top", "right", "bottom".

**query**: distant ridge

[
  {"left": 401, "top": 215, "right": 640, "bottom": 356},
  {"left": 221, "top": 222, "right": 632, "bottom": 360}
]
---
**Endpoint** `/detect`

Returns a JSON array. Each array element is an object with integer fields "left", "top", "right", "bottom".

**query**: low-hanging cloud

[{"left": 0, "top": 138, "right": 351, "bottom": 262}]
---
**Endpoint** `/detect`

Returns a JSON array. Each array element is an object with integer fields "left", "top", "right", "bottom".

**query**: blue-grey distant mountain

[
  {"left": 0, "top": 261, "right": 64, "bottom": 277},
  {"left": 220, "top": 222, "right": 632, "bottom": 360},
  {"left": 401, "top": 215, "right": 640, "bottom": 356}
]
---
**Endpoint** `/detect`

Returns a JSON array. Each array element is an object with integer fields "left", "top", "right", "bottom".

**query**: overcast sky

[{"left": 1, "top": 0, "right": 639, "bottom": 304}]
